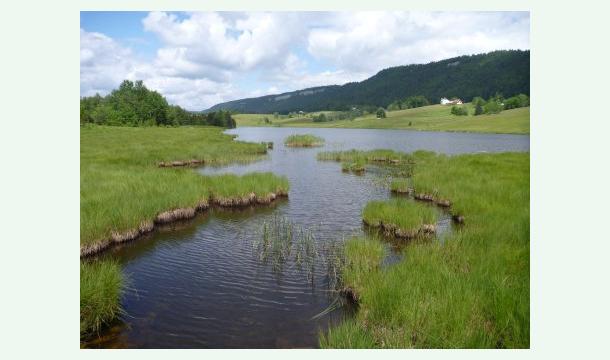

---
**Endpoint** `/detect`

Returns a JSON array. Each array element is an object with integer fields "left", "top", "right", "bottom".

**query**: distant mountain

[{"left": 207, "top": 50, "right": 529, "bottom": 114}]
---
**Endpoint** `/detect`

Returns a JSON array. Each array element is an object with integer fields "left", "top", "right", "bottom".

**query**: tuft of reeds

[
  {"left": 80, "top": 260, "right": 123, "bottom": 336},
  {"left": 341, "top": 158, "right": 367, "bottom": 173},
  {"left": 390, "top": 178, "right": 411, "bottom": 194},
  {"left": 362, "top": 199, "right": 438, "bottom": 239},
  {"left": 284, "top": 134, "right": 325, "bottom": 147},
  {"left": 317, "top": 149, "right": 416, "bottom": 164}
]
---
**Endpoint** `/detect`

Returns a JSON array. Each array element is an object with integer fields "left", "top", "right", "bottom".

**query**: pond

[{"left": 86, "top": 128, "right": 529, "bottom": 348}]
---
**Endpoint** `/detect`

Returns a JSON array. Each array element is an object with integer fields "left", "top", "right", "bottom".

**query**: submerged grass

[
  {"left": 323, "top": 151, "right": 529, "bottom": 348},
  {"left": 283, "top": 134, "right": 325, "bottom": 147},
  {"left": 80, "top": 260, "right": 123, "bottom": 336}
]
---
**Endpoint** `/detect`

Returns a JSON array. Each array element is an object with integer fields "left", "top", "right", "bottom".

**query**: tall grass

[
  {"left": 80, "top": 260, "right": 123, "bottom": 336},
  {"left": 81, "top": 126, "right": 286, "bottom": 247},
  {"left": 318, "top": 149, "right": 415, "bottom": 163},
  {"left": 283, "top": 134, "right": 325, "bottom": 147},
  {"left": 323, "top": 151, "right": 529, "bottom": 348},
  {"left": 362, "top": 199, "right": 437, "bottom": 232}
]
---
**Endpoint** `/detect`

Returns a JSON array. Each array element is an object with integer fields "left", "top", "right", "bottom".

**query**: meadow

[
  {"left": 80, "top": 125, "right": 289, "bottom": 336},
  {"left": 321, "top": 151, "right": 529, "bottom": 348},
  {"left": 235, "top": 104, "right": 530, "bottom": 134}
]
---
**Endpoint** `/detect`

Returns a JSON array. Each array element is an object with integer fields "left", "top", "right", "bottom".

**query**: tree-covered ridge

[
  {"left": 80, "top": 80, "right": 236, "bottom": 128},
  {"left": 208, "top": 50, "right": 529, "bottom": 114}
]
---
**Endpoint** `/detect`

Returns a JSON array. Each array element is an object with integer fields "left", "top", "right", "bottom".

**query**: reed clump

[
  {"left": 284, "top": 134, "right": 325, "bottom": 147},
  {"left": 362, "top": 199, "right": 437, "bottom": 239},
  {"left": 341, "top": 158, "right": 367, "bottom": 173},
  {"left": 80, "top": 260, "right": 123, "bottom": 336}
]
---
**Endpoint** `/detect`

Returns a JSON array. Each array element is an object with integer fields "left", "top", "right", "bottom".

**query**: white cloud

[
  {"left": 80, "top": 29, "right": 139, "bottom": 96},
  {"left": 307, "top": 11, "right": 530, "bottom": 73},
  {"left": 81, "top": 11, "right": 529, "bottom": 110}
]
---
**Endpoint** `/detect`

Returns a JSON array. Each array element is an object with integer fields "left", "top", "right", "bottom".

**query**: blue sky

[{"left": 80, "top": 11, "right": 530, "bottom": 110}]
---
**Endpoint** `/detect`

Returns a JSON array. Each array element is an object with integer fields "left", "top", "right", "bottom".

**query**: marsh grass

[
  {"left": 80, "top": 260, "right": 123, "bottom": 336},
  {"left": 362, "top": 199, "right": 437, "bottom": 236},
  {"left": 81, "top": 126, "right": 287, "bottom": 248},
  {"left": 323, "top": 151, "right": 530, "bottom": 348},
  {"left": 81, "top": 126, "right": 290, "bottom": 337},
  {"left": 390, "top": 178, "right": 410, "bottom": 193},
  {"left": 341, "top": 158, "right": 367, "bottom": 173},
  {"left": 318, "top": 149, "right": 414, "bottom": 163},
  {"left": 283, "top": 134, "right": 325, "bottom": 147},
  {"left": 252, "top": 216, "right": 353, "bottom": 291}
]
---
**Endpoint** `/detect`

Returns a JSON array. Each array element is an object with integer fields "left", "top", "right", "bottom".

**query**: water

[{"left": 87, "top": 127, "right": 529, "bottom": 348}]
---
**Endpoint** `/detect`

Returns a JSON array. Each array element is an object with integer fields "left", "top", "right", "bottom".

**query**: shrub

[
  {"left": 451, "top": 105, "right": 468, "bottom": 116},
  {"left": 504, "top": 94, "right": 530, "bottom": 109},
  {"left": 376, "top": 108, "right": 387, "bottom": 119}
]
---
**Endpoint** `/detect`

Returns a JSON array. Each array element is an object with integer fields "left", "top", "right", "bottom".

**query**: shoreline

[{"left": 80, "top": 191, "right": 288, "bottom": 258}]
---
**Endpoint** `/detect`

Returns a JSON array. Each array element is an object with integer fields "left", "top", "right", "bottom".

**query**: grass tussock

[
  {"left": 362, "top": 199, "right": 437, "bottom": 238},
  {"left": 323, "top": 151, "right": 529, "bottom": 348},
  {"left": 80, "top": 260, "right": 123, "bottom": 336},
  {"left": 341, "top": 158, "right": 367, "bottom": 173},
  {"left": 284, "top": 134, "right": 325, "bottom": 147},
  {"left": 390, "top": 178, "right": 411, "bottom": 194}
]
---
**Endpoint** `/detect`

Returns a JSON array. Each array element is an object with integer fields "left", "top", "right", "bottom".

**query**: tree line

[
  {"left": 207, "top": 50, "right": 529, "bottom": 114},
  {"left": 80, "top": 80, "right": 236, "bottom": 128}
]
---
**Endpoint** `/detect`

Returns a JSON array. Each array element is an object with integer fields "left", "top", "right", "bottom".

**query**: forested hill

[{"left": 207, "top": 50, "right": 529, "bottom": 114}]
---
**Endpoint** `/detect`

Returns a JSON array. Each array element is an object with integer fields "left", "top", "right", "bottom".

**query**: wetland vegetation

[
  {"left": 80, "top": 125, "right": 290, "bottom": 336},
  {"left": 322, "top": 151, "right": 529, "bottom": 348},
  {"left": 283, "top": 134, "right": 325, "bottom": 147}
]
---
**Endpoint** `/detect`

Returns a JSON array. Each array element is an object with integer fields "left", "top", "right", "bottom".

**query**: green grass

[
  {"left": 341, "top": 158, "right": 366, "bottom": 173},
  {"left": 362, "top": 198, "right": 437, "bottom": 232},
  {"left": 323, "top": 151, "right": 529, "bottom": 348},
  {"left": 81, "top": 125, "right": 290, "bottom": 337},
  {"left": 318, "top": 149, "right": 414, "bottom": 163},
  {"left": 283, "top": 134, "right": 325, "bottom": 147},
  {"left": 390, "top": 178, "right": 410, "bottom": 193},
  {"left": 81, "top": 125, "right": 288, "bottom": 247},
  {"left": 235, "top": 104, "right": 530, "bottom": 134},
  {"left": 80, "top": 260, "right": 123, "bottom": 336},
  {"left": 234, "top": 111, "right": 340, "bottom": 127}
]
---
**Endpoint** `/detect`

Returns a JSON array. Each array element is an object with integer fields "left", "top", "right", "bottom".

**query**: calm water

[{"left": 87, "top": 128, "right": 529, "bottom": 348}]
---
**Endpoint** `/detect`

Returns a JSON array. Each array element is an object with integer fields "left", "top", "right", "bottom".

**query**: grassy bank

[
  {"left": 81, "top": 125, "right": 289, "bottom": 249},
  {"left": 283, "top": 134, "right": 325, "bottom": 147},
  {"left": 322, "top": 151, "right": 529, "bottom": 348},
  {"left": 81, "top": 125, "right": 290, "bottom": 335},
  {"left": 235, "top": 105, "right": 530, "bottom": 134}
]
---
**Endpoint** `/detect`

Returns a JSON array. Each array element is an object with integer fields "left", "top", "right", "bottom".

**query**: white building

[{"left": 440, "top": 97, "right": 463, "bottom": 105}]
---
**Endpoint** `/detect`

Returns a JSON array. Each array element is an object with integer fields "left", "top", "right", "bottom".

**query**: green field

[
  {"left": 234, "top": 104, "right": 530, "bottom": 134},
  {"left": 321, "top": 151, "right": 529, "bottom": 348}
]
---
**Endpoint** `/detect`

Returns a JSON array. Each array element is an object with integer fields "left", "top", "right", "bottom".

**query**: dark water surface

[{"left": 88, "top": 128, "right": 529, "bottom": 348}]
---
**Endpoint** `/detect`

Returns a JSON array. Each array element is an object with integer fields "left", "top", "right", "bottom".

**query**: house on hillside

[{"left": 440, "top": 97, "right": 463, "bottom": 105}]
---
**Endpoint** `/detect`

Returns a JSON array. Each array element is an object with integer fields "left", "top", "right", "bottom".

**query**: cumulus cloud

[
  {"left": 80, "top": 11, "right": 530, "bottom": 110},
  {"left": 308, "top": 11, "right": 530, "bottom": 73},
  {"left": 80, "top": 29, "right": 139, "bottom": 96}
]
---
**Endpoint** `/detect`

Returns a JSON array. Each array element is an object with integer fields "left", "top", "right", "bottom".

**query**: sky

[{"left": 80, "top": 11, "right": 530, "bottom": 110}]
